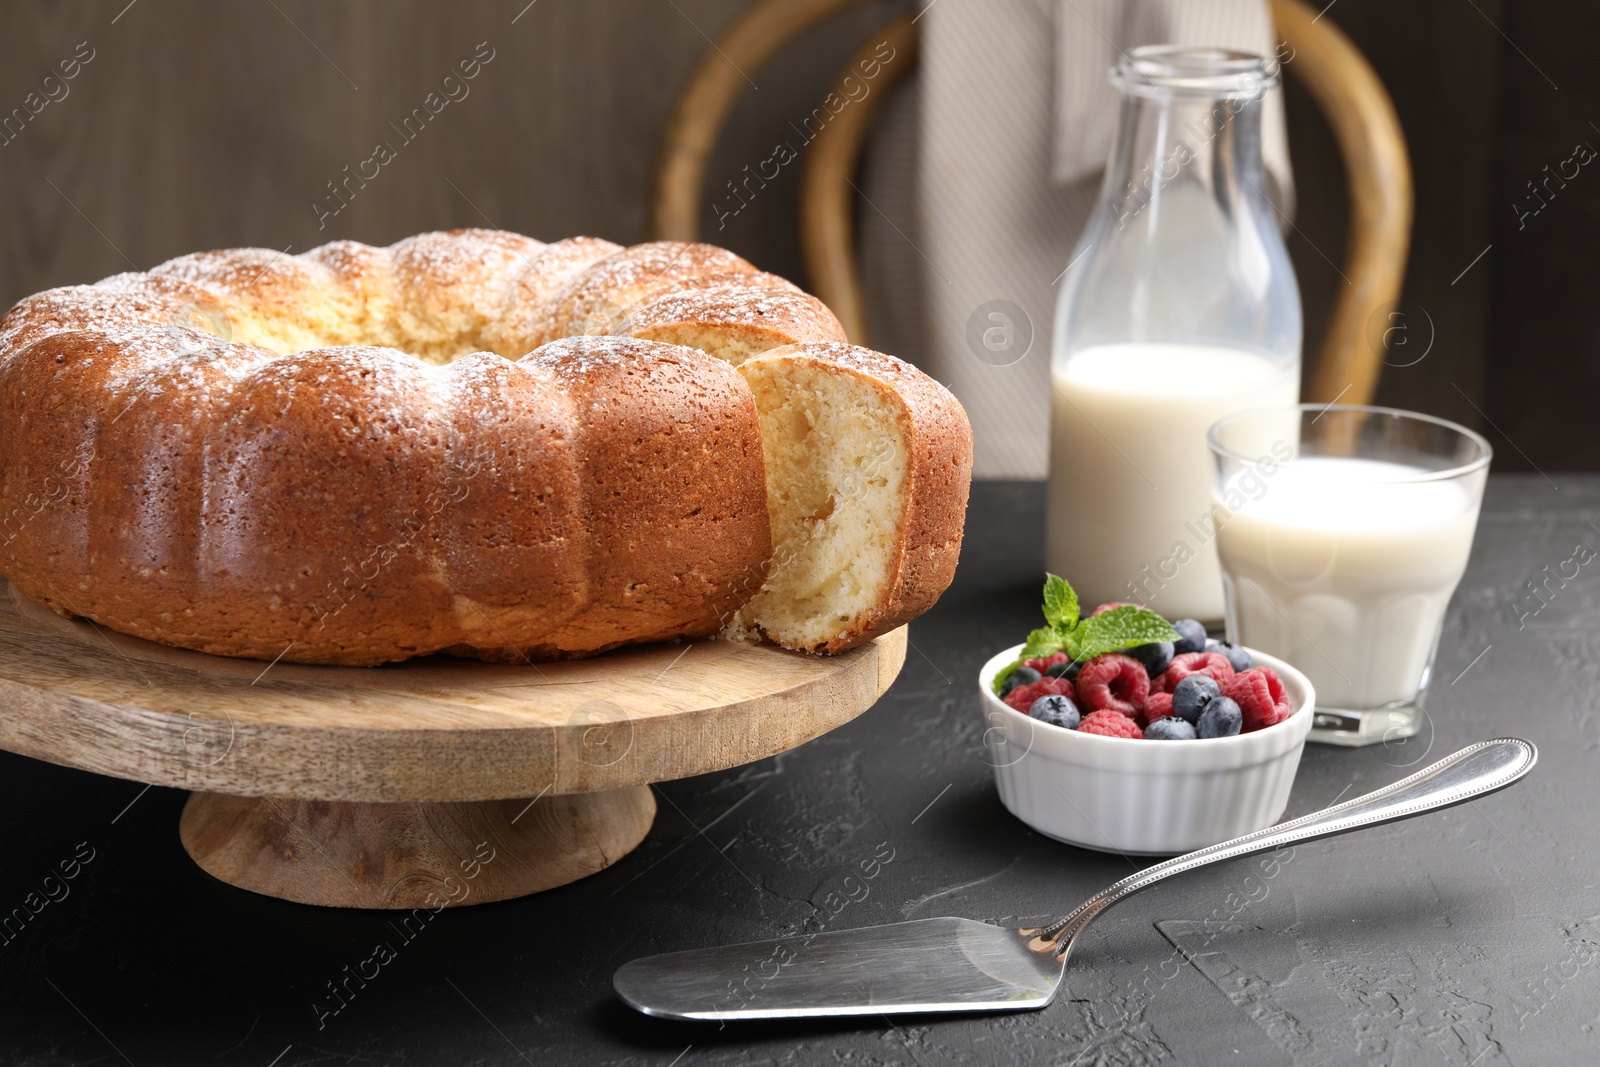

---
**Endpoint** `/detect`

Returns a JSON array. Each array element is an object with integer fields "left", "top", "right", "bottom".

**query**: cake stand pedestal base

[{"left": 178, "top": 786, "right": 656, "bottom": 909}]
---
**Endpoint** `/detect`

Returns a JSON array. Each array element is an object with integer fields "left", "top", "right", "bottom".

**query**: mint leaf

[
  {"left": 1041, "top": 573, "right": 1079, "bottom": 632},
  {"left": 1072, "top": 606, "right": 1180, "bottom": 662},
  {"left": 993, "top": 626, "right": 1065, "bottom": 693},
  {"left": 999, "top": 575, "right": 1181, "bottom": 694},
  {"left": 1019, "top": 626, "right": 1064, "bottom": 660}
]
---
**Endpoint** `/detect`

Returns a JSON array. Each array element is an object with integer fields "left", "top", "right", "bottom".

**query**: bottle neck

[{"left": 1102, "top": 91, "right": 1269, "bottom": 229}]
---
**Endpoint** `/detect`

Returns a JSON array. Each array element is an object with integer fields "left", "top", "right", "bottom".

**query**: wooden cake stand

[{"left": 0, "top": 582, "right": 905, "bottom": 909}]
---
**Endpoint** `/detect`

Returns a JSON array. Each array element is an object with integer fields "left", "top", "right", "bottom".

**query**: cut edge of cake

[{"left": 726, "top": 342, "right": 973, "bottom": 654}]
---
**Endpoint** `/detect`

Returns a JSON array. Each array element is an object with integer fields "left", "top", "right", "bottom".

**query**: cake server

[{"left": 614, "top": 737, "right": 1535, "bottom": 1020}]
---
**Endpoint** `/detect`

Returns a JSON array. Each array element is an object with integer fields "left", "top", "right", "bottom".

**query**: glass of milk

[
  {"left": 1050, "top": 47, "right": 1300, "bottom": 623},
  {"left": 1208, "top": 405, "right": 1492, "bottom": 746}
]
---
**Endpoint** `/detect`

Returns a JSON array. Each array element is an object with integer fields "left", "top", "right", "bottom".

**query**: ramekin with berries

[{"left": 978, "top": 576, "right": 1315, "bottom": 854}]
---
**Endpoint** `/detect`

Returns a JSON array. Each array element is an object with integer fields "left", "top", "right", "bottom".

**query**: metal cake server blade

[
  {"left": 615, "top": 738, "right": 1536, "bottom": 1021},
  {"left": 614, "top": 916, "right": 1062, "bottom": 1020}
]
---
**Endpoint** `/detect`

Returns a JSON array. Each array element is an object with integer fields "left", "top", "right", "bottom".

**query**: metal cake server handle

[{"left": 614, "top": 738, "right": 1537, "bottom": 1020}]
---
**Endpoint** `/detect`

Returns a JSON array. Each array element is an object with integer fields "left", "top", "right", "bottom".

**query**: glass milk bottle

[{"left": 1050, "top": 47, "right": 1301, "bottom": 623}]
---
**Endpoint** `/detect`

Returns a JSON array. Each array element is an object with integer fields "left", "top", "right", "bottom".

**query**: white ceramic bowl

[{"left": 978, "top": 645, "right": 1315, "bottom": 855}]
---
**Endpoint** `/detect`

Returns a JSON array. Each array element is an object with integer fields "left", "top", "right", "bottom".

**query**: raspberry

[
  {"left": 1024, "top": 650, "right": 1071, "bottom": 673},
  {"left": 1139, "top": 691, "right": 1174, "bottom": 728},
  {"left": 1079, "top": 709, "right": 1143, "bottom": 738},
  {"left": 1090, "top": 601, "right": 1140, "bottom": 616},
  {"left": 1003, "top": 676, "right": 1074, "bottom": 712},
  {"left": 1075, "top": 654, "right": 1148, "bottom": 718},
  {"left": 1223, "top": 668, "right": 1292, "bottom": 731},
  {"left": 1161, "top": 652, "right": 1237, "bottom": 693}
]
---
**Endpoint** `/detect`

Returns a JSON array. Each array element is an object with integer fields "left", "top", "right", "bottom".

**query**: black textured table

[{"left": 0, "top": 477, "right": 1593, "bottom": 1066}]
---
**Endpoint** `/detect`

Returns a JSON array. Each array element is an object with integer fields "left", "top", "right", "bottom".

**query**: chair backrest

[{"left": 649, "top": 0, "right": 1412, "bottom": 405}]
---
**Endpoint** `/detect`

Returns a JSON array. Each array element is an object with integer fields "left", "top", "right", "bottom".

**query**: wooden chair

[{"left": 649, "top": 0, "right": 1411, "bottom": 405}]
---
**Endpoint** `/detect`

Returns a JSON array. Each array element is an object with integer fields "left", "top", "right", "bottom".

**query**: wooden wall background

[
  {"left": 1282, "top": 0, "right": 1502, "bottom": 435},
  {"left": 1487, "top": 0, "right": 1600, "bottom": 473},
  {"left": 1, "top": 0, "right": 1576, "bottom": 471},
  {"left": 0, "top": 1, "right": 898, "bottom": 297}
]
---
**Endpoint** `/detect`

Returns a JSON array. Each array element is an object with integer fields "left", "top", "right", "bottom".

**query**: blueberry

[
  {"left": 1205, "top": 639, "right": 1252, "bottom": 672},
  {"left": 1044, "top": 660, "right": 1080, "bottom": 681},
  {"left": 1171, "top": 674, "right": 1220, "bottom": 724},
  {"left": 1143, "top": 716, "right": 1197, "bottom": 740},
  {"left": 999, "top": 666, "right": 1041, "bottom": 697},
  {"left": 1127, "top": 641, "right": 1174, "bottom": 677},
  {"left": 1196, "top": 696, "right": 1243, "bottom": 738},
  {"left": 1029, "top": 694, "right": 1080, "bottom": 729},
  {"left": 1171, "top": 618, "right": 1208, "bottom": 655}
]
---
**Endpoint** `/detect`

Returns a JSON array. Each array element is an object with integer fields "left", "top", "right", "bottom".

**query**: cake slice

[{"left": 728, "top": 342, "right": 972, "bottom": 653}]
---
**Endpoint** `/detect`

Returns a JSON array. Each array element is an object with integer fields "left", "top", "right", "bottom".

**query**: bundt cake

[{"left": 0, "top": 230, "right": 972, "bottom": 666}]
